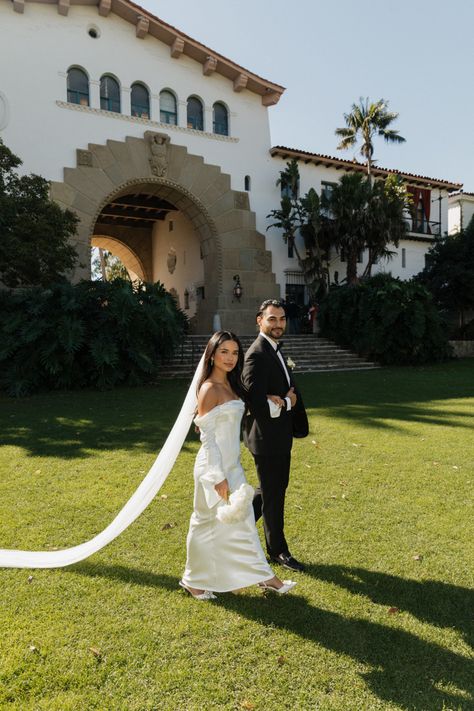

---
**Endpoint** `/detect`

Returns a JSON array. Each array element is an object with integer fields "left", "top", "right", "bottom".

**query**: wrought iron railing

[{"left": 405, "top": 217, "right": 441, "bottom": 236}]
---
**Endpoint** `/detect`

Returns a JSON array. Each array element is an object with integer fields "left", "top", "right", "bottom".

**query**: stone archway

[{"left": 50, "top": 132, "right": 279, "bottom": 332}]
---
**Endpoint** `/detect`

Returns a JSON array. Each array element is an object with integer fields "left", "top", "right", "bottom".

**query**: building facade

[
  {"left": 448, "top": 192, "right": 474, "bottom": 235},
  {"left": 0, "top": 0, "right": 462, "bottom": 331}
]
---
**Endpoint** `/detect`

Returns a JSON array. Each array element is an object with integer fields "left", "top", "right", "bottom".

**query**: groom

[{"left": 242, "top": 299, "right": 308, "bottom": 572}]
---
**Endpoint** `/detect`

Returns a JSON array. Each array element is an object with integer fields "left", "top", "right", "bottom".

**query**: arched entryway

[{"left": 50, "top": 131, "right": 279, "bottom": 332}]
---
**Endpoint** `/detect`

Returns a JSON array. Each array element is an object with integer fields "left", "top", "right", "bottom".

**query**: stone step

[{"left": 158, "top": 334, "right": 379, "bottom": 378}]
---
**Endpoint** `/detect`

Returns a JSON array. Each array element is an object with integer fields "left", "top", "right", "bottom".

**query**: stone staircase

[{"left": 158, "top": 334, "right": 379, "bottom": 379}]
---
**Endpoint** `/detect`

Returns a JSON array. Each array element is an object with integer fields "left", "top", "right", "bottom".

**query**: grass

[{"left": 0, "top": 360, "right": 473, "bottom": 711}]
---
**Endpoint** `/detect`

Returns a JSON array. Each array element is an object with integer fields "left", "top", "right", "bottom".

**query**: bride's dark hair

[{"left": 196, "top": 331, "right": 247, "bottom": 401}]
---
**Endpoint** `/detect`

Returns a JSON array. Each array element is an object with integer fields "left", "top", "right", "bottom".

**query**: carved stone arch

[
  {"left": 50, "top": 132, "right": 279, "bottom": 332},
  {"left": 89, "top": 176, "right": 225, "bottom": 299}
]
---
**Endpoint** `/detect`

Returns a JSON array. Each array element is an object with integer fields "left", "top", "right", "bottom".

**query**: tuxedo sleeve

[{"left": 243, "top": 352, "right": 277, "bottom": 423}]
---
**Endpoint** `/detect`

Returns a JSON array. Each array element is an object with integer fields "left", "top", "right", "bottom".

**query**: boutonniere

[{"left": 286, "top": 357, "right": 296, "bottom": 370}]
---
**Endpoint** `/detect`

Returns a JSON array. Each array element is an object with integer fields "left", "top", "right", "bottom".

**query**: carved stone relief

[
  {"left": 77, "top": 149, "right": 93, "bottom": 167},
  {"left": 145, "top": 131, "right": 170, "bottom": 177}
]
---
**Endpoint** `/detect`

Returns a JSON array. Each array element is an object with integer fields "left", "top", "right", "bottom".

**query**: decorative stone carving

[
  {"left": 262, "top": 91, "right": 281, "bottom": 107},
  {"left": 233, "top": 74, "right": 248, "bottom": 93},
  {"left": 234, "top": 192, "right": 249, "bottom": 210},
  {"left": 136, "top": 15, "right": 149, "bottom": 39},
  {"left": 77, "top": 149, "right": 93, "bottom": 167},
  {"left": 145, "top": 131, "right": 170, "bottom": 177},
  {"left": 167, "top": 247, "right": 177, "bottom": 274},
  {"left": 98, "top": 0, "right": 111, "bottom": 16},
  {"left": 58, "top": 0, "right": 70, "bottom": 16},
  {"left": 171, "top": 36, "right": 184, "bottom": 58},
  {"left": 203, "top": 57, "right": 217, "bottom": 76},
  {"left": 255, "top": 250, "right": 271, "bottom": 273}
]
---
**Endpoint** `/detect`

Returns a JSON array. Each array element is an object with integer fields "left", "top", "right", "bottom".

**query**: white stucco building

[
  {"left": 0, "top": 0, "right": 462, "bottom": 331},
  {"left": 448, "top": 192, "right": 474, "bottom": 235}
]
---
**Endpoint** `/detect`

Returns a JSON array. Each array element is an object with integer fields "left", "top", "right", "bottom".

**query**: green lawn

[{"left": 0, "top": 360, "right": 473, "bottom": 711}]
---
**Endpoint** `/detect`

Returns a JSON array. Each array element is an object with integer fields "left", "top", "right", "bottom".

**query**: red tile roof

[
  {"left": 449, "top": 191, "right": 474, "bottom": 198},
  {"left": 270, "top": 146, "right": 462, "bottom": 191}
]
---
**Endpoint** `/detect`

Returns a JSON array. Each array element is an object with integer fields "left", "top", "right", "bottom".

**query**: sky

[{"left": 140, "top": 0, "right": 474, "bottom": 191}]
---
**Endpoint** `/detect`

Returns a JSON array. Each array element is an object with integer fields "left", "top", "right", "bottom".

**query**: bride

[
  {"left": 180, "top": 331, "right": 296, "bottom": 599},
  {"left": 0, "top": 331, "right": 295, "bottom": 598}
]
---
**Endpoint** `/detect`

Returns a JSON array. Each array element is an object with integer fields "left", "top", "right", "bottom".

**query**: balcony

[{"left": 405, "top": 216, "right": 441, "bottom": 237}]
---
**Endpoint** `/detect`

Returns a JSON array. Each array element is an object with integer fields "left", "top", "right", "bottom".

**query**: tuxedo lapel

[{"left": 260, "top": 337, "right": 289, "bottom": 383}]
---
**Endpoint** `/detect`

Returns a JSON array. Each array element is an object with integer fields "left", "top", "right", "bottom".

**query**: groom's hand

[
  {"left": 214, "top": 479, "right": 229, "bottom": 501},
  {"left": 286, "top": 387, "right": 297, "bottom": 407}
]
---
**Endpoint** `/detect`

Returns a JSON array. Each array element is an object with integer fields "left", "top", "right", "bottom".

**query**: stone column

[
  {"left": 89, "top": 79, "right": 101, "bottom": 109},
  {"left": 122, "top": 86, "right": 131, "bottom": 117},
  {"left": 151, "top": 92, "right": 160, "bottom": 123}
]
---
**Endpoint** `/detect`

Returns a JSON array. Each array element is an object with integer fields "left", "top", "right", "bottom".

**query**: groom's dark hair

[{"left": 256, "top": 299, "right": 285, "bottom": 318}]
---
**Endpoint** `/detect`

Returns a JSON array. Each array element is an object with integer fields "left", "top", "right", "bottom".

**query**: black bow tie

[{"left": 276, "top": 341, "right": 284, "bottom": 352}]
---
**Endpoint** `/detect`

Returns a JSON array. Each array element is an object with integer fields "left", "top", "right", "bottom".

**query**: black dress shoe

[{"left": 270, "top": 553, "right": 305, "bottom": 572}]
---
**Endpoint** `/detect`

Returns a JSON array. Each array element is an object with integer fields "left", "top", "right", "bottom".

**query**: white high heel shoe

[
  {"left": 179, "top": 580, "right": 217, "bottom": 600},
  {"left": 258, "top": 579, "right": 297, "bottom": 595}
]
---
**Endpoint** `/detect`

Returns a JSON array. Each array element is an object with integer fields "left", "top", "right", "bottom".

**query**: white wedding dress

[{"left": 182, "top": 399, "right": 274, "bottom": 592}]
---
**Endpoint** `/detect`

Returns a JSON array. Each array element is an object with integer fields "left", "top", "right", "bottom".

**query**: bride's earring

[{"left": 210, "top": 357, "right": 214, "bottom": 366}]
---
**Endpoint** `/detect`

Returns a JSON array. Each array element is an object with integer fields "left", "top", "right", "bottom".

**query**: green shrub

[
  {"left": 0, "top": 280, "right": 188, "bottom": 396},
  {"left": 318, "top": 274, "right": 451, "bottom": 365}
]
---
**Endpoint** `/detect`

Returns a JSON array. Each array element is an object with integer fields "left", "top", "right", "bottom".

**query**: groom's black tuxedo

[{"left": 242, "top": 334, "right": 308, "bottom": 557}]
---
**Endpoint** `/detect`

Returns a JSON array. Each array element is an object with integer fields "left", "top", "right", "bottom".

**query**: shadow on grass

[
  {"left": 304, "top": 359, "right": 474, "bottom": 432},
  {"left": 72, "top": 562, "right": 474, "bottom": 710},
  {"left": 0, "top": 383, "right": 196, "bottom": 459},
  {"left": 1, "top": 361, "right": 474, "bottom": 458},
  {"left": 307, "top": 564, "right": 474, "bottom": 649}
]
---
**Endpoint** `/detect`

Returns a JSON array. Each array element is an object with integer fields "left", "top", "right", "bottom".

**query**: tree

[
  {"left": 362, "top": 174, "right": 410, "bottom": 277},
  {"left": 91, "top": 247, "right": 131, "bottom": 282},
  {"left": 335, "top": 97, "right": 406, "bottom": 178},
  {"left": 0, "top": 139, "right": 78, "bottom": 288},
  {"left": 267, "top": 161, "right": 330, "bottom": 298},
  {"left": 416, "top": 217, "right": 474, "bottom": 335},
  {"left": 321, "top": 172, "right": 372, "bottom": 284}
]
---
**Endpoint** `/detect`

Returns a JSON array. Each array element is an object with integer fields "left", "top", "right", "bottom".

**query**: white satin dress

[{"left": 182, "top": 399, "right": 274, "bottom": 592}]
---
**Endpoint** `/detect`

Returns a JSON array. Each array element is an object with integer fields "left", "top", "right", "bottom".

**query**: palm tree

[
  {"left": 335, "top": 97, "right": 406, "bottom": 178},
  {"left": 268, "top": 162, "right": 331, "bottom": 297},
  {"left": 324, "top": 173, "right": 372, "bottom": 284}
]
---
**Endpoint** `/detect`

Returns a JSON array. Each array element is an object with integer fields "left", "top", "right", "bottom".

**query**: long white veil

[{"left": 0, "top": 354, "right": 204, "bottom": 569}]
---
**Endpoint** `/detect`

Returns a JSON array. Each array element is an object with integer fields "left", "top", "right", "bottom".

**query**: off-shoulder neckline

[{"left": 194, "top": 399, "right": 244, "bottom": 423}]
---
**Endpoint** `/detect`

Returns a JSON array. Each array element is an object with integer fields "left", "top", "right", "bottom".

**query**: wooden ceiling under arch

[{"left": 95, "top": 192, "right": 176, "bottom": 229}]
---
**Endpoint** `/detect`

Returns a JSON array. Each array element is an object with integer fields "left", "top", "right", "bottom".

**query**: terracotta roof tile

[{"left": 270, "top": 145, "right": 462, "bottom": 191}]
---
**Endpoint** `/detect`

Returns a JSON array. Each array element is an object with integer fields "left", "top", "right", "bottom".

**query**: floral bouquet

[{"left": 216, "top": 483, "right": 254, "bottom": 524}]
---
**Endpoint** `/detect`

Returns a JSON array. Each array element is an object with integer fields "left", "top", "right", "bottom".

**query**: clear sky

[{"left": 140, "top": 0, "right": 474, "bottom": 191}]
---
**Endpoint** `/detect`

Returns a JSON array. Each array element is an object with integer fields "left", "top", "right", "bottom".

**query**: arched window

[
  {"left": 160, "top": 90, "right": 177, "bottom": 125},
  {"left": 100, "top": 75, "right": 120, "bottom": 113},
  {"left": 187, "top": 96, "right": 203, "bottom": 131},
  {"left": 67, "top": 67, "right": 89, "bottom": 106},
  {"left": 131, "top": 82, "right": 150, "bottom": 119},
  {"left": 244, "top": 175, "right": 251, "bottom": 191},
  {"left": 213, "top": 102, "right": 228, "bottom": 136}
]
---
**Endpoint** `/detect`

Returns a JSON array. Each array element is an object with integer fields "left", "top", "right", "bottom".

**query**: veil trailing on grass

[{"left": 0, "top": 355, "right": 205, "bottom": 569}]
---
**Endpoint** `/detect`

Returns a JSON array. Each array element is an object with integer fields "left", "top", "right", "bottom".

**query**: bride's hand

[
  {"left": 267, "top": 394, "right": 284, "bottom": 408},
  {"left": 214, "top": 478, "right": 229, "bottom": 501}
]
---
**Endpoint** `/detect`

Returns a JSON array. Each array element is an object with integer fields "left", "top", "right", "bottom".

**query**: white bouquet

[{"left": 216, "top": 483, "right": 254, "bottom": 524}]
